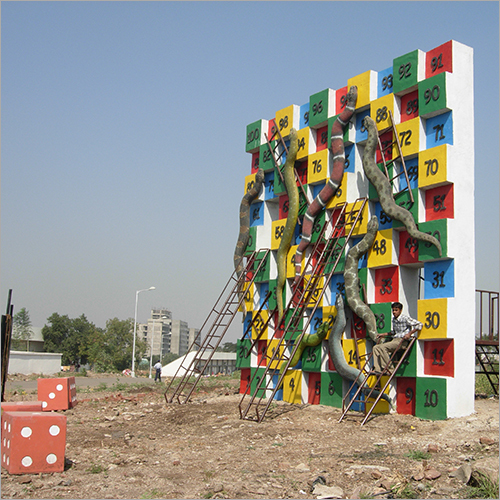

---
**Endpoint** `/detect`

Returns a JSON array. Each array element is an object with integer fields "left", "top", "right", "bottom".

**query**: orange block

[
  {"left": 37, "top": 377, "right": 77, "bottom": 411},
  {"left": 1, "top": 411, "right": 67, "bottom": 474},
  {"left": 1, "top": 402, "right": 43, "bottom": 412}
]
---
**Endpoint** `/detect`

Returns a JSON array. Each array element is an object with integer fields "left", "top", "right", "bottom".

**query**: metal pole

[
  {"left": 131, "top": 287, "right": 155, "bottom": 377},
  {"left": 149, "top": 319, "right": 156, "bottom": 378}
]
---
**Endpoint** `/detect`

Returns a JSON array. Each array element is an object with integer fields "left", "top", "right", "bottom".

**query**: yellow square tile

[
  {"left": 417, "top": 298, "right": 448, "bottom": 339},
  {"left": 418, "top": 144, "right": 448, "bottom": 188}
]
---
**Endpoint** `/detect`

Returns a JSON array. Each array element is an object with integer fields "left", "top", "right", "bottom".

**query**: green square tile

[
  {"left": 394, "top": 340, "right": 417, "bottom": 377},
  {"left": 369, "top": 303, "right": 392, "bottom": 334},
  {"left": 254, "top": 250, "right": 270, "bottom": 283},
  {"left": 236, "top": 339, "right": 252, "bottom": 369},
  {"left": 250, "top": 367, "right": 266, "bottom": 398},
  {"left": 393, "top": 50, "right": 419, "bottom": 95},
  {"left": 418, "top": 219, "right": 448, "bottom": 261},
  {"left": 418, "top": 73, "right": 447, "bottom": 118},
  {"left": 260, "top": 141, "right": 277, "bottom": 172},
  {"left": 415, "top": 377, "right": 447, "bottom": 420},
  {"left": 246, "top": 120, "right": 265, "bottom": 153},
  {"left": 320, "top": 372, "right": 343, "bottom": 408},
  {"left": 301, "top": 344, "right": 322, "bottom": 372},
  {"left": 274, "top": 165, "right": 286, "bottom": 196},
  {"left": 309, "top": 88, "right": 333, "bottom": 128}
]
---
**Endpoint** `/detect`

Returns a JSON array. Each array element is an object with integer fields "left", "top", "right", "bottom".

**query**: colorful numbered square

[
  {"left": 426, "top": 112, "right": 453, "bottom": 149},
  {"left": 305, "top": 372, "right": 322, "bottom": 404},
  {"left": 424, "top": 339, "right": 454, "bottom": 377},
  {"left": 418, "top": 219, "right": 448, "bottom": 261},
  {"left": 371, "top": 94, "right": 396, "bottom": 131},
  {"left": 425, "top": 40, "right": 453, "bottom": 78},
  {"left": 415, "top": 377, "right": 447, "bottom": 420},
  {"left": 283, "top": 370, "right": 302, "bottom": 404},
  {"left": 308, "top": 149, "right": 329, "bottom": 185},
  {"left": 377, "top": 66, "right": 394, "bottom": 98},
  {"left": 348, "top": 70, "right": 376, "bottom": 109},
  {"left": 367, "top": 229, "right": 395, "bottom": 268},
  {"left": 320, "top": 372, "right": 343, "bottom": 407},
  {"left": 398, "top": 230, "right": 419, "bottom": 265},
  {"left": 374, "top": 266, "right": 399, "bottom": 303},
  {"left": 309, "top": 88, "right": 336, "bottom": 128},
  {"left": 396, "top": 377, "right": 416, "bottom": 415},
  {"left": 418, "top": 298, "right": 448, "bottom": 340},
  {"left": 418, "top": 144, "right": 448, "bottom": 188},
  {"left": 275, "top": 104, "right": 299, "bottom": 137},
  {"left": 393, "top": 50, "right": 421, "bottom": 95},
  {"left": 424, "top": 259, "right": 454, "bottom": 299},
  {"left": 400, "top": 90, "right": 419, "bottom": 123},
  {"left": 250, "top": 201, "right": 264, "bottom": 227},
  {"left": 418, "top": 73, "right": 448, "bottom": 118},
  {"left": 246, "top": 119, "right": 266, "bottom": 153},
  {"left": 425, "top": 184, "right": 454, "bottom": 221},
  {"left": 369, "top": 302, "right": 392, "bottom": 334},
  {"left": 395, "top": 117, "right": 421, "bottom": 158}
]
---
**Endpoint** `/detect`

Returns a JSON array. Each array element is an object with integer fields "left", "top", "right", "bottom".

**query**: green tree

[
  {"left": 42, "top": 313, "right": 95, "bottom": 366},
  {"left": 104, "top": 318, "right": 148, "bottom": 372},
  {"left": 218, "top": 342, "right": 237, "bottom": 353},
  {"left": 12, "top": 307, "right": 33, "bottom": 351}
]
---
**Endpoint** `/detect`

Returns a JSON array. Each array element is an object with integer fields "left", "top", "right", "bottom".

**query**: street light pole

[
  {"left": 131, "top": 286, "right": 155, "bottom": 377},
  {"left": 149, "top": 318, "right": 156, "bottom": 378}
]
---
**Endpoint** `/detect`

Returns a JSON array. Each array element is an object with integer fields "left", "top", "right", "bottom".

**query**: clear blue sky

[{"left": 1, "top": 1, "right": 498, "bottom": 341}]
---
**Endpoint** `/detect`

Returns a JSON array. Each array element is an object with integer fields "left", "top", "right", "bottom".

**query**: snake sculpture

[
  {"left": 343, "top": 214, "right": 379, "bottom": 342},
  {"left": 293, "top": 86, "right": 358, "bottom": 287},
  {"left": 276, "top": 128, "right": 299, "bottom": 323},
  {"left": 278, "top": 320, "right": 330, "bottom": 377},
  {"left": 233, "top": 167, "right": 265, "bottom": 318},
  {"left": 328, "top": 292, "right": 393, "bottom": 406},
  {"left": 362, "top": 115, "right": 442, "bottom": 256}
]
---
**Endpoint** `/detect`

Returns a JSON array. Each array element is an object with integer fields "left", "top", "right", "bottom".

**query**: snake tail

[
  {"left": 293, "top": 86, "right": 358, "bottom": 286},
  {"left": 328, "top": 293, "right": 393, "bottom": 406},
  {"left": 362, "top": 116, "right": 442, "bottom": 256},
  {"left": 276, "top": 129, "right": 299, "bottom": 324},
  {"left": 233, "top": 167, "right": 265, "bottom": 318},
  {"left": 343, "top": 215, "right": 379, "bottom": 342}
]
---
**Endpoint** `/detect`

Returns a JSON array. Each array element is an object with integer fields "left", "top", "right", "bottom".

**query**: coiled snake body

[
  {"left": 362, "top": 116, "right": 442, "bottom": 256},
  {"left": 344, "top": 215, "right": 379, "bottom": 342},
  {"left": 328, "top": 293, "right": 392, "bottom": 406},
  {"left": 293, "top": 86, "right": 358, "bottom": 286},
  {"left": 234, "top": 168, "right": 265, "bottom": 317},
  {"left": 276, "top": 129, "right": 299, "bottom": 323}
]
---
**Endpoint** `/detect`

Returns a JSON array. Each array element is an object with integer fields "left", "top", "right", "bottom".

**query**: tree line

[{"left": 12, "top": 308, "right": 150, "bottom": 372}]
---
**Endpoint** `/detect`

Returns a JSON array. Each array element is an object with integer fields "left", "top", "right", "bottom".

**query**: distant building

[
  {"left": 10, "top": 327, "right": 45, "bottom": 352},
  {"left": 139, "top": 308, "right": 200, "bottom": 359}
]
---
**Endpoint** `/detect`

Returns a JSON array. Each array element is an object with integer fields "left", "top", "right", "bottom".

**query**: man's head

[{"left": 391, "top": 302, "right": 403, "bottom": 318}]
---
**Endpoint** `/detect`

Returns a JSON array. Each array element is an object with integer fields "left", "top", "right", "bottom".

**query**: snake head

[
  {"left": 346, "top": 86, "right": 358, "bottom": 106},
  {"left": 362, "top": 115, "right": 375, "bottom": 130},
  {"left": 255, "top": 168, "right": 265, "bottom": 184},
  {"left": 335, "top": 292, "right": 344, "bottom": 310}
]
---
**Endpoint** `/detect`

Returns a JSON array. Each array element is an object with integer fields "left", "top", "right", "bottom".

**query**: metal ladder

[
  {"left": 239, "top": 198, "right": 368, "bottom": 422},
  {"left": 164, "top": 249, "right": 270, "bottom": 404},
  {"left": 338, "top": 336, "right": 417, "bottom": 426},
  {"left": 265, "top": 122, "right": 311, "bottom": 216},
  {"left": 377, "top": 109, "right": 414, "bottom": 204}
]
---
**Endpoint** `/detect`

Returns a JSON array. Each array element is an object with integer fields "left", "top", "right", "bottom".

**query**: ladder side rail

[
  {"left": 165, "top": 251, "right": 267, "bottom": 402},
  {"left": 360, "top": 337, "right": 417, "bottom": 425},
  {"left": 388, "top": 110, "right": 413, "bottom": 204},
  {"left": 339, "top": 353, "right": 376, "bottom": 420},
  {"left": 175, "top": 269, "right": 272, "bottom": 404}
]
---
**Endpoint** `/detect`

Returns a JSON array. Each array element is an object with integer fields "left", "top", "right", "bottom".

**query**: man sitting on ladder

[{"left": 372, "top": 302, "right": 422, "bottom": 375}]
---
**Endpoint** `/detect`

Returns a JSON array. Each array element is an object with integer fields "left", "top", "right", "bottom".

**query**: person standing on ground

[
  {"left": 154, "top": 360, "right": 162, "bottom": 382},
  {"left": 372, "top": 302, "right": 422, "bottom": 375}
]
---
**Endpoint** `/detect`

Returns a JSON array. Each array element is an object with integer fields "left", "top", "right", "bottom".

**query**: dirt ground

[{"left": 1, "top": 374, "right": 498, "bottom": 500}]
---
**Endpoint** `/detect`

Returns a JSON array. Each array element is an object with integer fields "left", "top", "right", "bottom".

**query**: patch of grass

[
  {"left": 140, "top": 489, "right": 163, "bottom": 499},
  {"left": 86, "top": 462, "right": 106, "bottom": 474},
  {"left": 462, "top": 473, "right": 499, "bottom": 498},
  {"left": 404, "top": 449, "right": 431, "bottom": 461},
  {"left": 392, "top": 483, "right": 419, "bottom": 499},
  {"left": 475, "top": 373, "right": 498, "bottom": 395}
]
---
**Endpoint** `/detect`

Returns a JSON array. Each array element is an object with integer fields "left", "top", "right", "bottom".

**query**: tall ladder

[
  {"left": 338, "top": 336, "right": 417, "bottom": 426},
  {"left": 265, "top": 122, "right": 311, "bottom": 215},
  {"left": 377, "top": 110, "right": 414, "bottom": 204},
  {"left": 239, "top": 198, "right": 368, "bottom": 422},
  {"left": 164, "top": 249, "right": 270, "bottom": 404}
]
